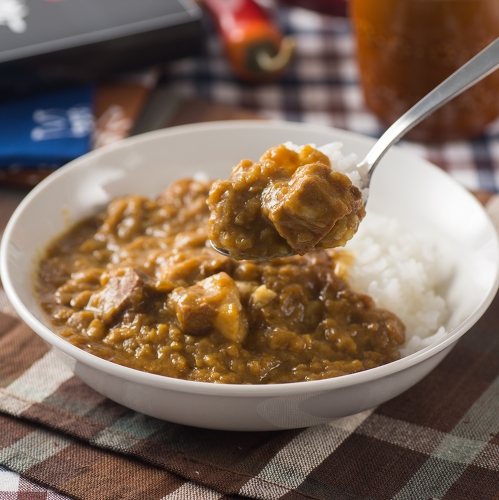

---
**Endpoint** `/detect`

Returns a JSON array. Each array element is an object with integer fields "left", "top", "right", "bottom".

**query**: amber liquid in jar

[{"left": 351, "top": 0, "right": 499, "bottom": 141}]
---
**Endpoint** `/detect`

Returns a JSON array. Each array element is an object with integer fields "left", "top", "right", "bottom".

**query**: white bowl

[{"left": 2, "top": 121, "right": 498, "bottom": 431}]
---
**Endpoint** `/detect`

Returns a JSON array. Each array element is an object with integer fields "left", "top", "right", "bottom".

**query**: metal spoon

[{"left": 211, "top": 37, "right": 499, "bottom": 259}]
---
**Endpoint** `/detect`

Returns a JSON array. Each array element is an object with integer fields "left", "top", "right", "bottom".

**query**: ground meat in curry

[
  {"left": 37, "top": 178, "right": 404, "bottom": 384},
  {"left": 208, "top": 144, "right": 366, "bottom": 260}
]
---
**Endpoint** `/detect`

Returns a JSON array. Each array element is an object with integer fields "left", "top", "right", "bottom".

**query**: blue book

[{"left": 0, "top": 85, "right": 95, "bottom": 168}]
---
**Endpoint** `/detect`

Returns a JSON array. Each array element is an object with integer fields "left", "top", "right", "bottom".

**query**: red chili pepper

[{"left": 203, "top": 0, "right": 295, "bottom": 82}]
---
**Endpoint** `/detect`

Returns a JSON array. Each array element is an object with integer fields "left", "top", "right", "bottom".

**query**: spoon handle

[{"left": 360, "top": 37, "right": 499, "bottom": 176}]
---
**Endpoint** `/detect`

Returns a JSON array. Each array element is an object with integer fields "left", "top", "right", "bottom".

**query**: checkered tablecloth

[{"left": 2, "top": 5, "right": 499, "bottom": 499}]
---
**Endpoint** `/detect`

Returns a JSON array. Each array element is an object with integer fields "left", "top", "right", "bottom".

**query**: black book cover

[{"left": 0, "top": 0, "right": 204, "bottom": 98}]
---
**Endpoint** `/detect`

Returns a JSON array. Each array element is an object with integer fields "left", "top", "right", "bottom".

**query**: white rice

[
  {"left": 284, "top": 141, "right": 450, "bottom": 356},
  {"left": 344, "top": 213, "right": 450, "bottom": 356}
]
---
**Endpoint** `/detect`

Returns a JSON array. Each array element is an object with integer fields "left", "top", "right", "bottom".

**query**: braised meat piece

[
  {"left": 263, "top": 162, "right": 365, "bottom": 255},
  {"left": 168, "top": 272, "right": 248, "bottom": 342},
  {"left": 87, "top": 267, "right": 151, "bottom": 325}
]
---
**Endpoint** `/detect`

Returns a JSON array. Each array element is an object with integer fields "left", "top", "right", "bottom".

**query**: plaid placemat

[
  {"left": 2, "top": 5, "right": 499, "bottom": 499},
  {"left": 0, "top": 464, "right": 72, "bottom": 499},
  {"left": 1, "top": 212, "right": 499, "bottom": 500}
]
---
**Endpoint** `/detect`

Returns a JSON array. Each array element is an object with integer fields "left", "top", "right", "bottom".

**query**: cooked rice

[{"left": 344, "top": 213, "right": 450, "bottom": 356}]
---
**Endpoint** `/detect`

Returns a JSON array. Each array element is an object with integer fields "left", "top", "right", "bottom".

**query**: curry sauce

[
  {"left": 37, "top": 177, "right": 404, "bottom": 384},
  {"left": 208, "top": 144, "right": 366, "bottom": 260}
]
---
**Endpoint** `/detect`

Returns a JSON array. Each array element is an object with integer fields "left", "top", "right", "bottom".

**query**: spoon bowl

[{"left": 210, "top": 239, "right": 295, "bottom": 260}]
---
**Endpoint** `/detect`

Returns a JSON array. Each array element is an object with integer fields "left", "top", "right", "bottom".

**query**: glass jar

[{"left": 351, "top": 0, "right": 499, "bottom": 141}]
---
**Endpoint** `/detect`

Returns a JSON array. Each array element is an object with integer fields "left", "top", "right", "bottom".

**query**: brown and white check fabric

[
  {"left": 1, "top": 255, "right": 499, "bottom": 500},
  {"left": 2, "top": 6, "right": 499, "bottom": 500}
]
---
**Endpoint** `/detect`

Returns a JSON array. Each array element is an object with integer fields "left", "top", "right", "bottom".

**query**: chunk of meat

[
  {"left": 262, "top": 162, "right": 365, "bottom": 255},
  {"left": 87, "top": 268, "right": 150, "bottom": 324},
  {"left": 168, "top": 272, "right": 248, "bottom": 342}
]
